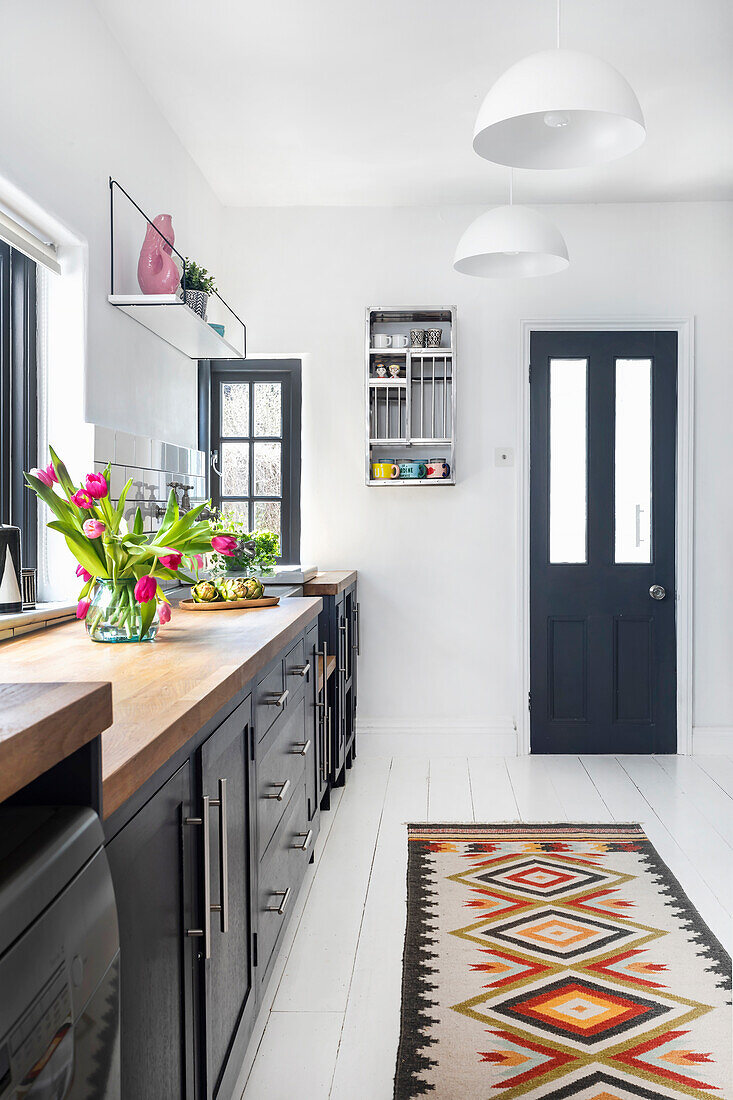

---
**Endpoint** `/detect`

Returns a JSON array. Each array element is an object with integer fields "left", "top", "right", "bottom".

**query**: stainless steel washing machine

[{"left": 0, "top": 806, "right": 120, "bottom": 1099}]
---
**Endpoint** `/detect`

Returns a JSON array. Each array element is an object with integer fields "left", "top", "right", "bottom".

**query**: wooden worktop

[
  {"left": 303, "top": 570, "right": 357, "bottom": 596},
  {"left": 0, "top": 597, "right": 321, "bottom": 818},
  {"left": 0, "top": 682, "right": 113, "bottom": 803}
]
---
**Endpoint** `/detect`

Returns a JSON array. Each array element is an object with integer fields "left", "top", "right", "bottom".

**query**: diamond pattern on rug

[
  {"left": 532, "top": 1068, "right": 684, "bottom": 1098},
  {"left": 463, "top": 856, "right": 615, "bottom": 899},
  {"left": 488, "top": 976, "right": 671, "bottom": 1046},
  {"left": 482, "top": 907, "right": 645, "bottom": 961}
]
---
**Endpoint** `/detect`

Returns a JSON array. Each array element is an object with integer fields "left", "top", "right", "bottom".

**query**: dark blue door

[{"left": 530, "top": 331, "right": 677, "bottom": 754}]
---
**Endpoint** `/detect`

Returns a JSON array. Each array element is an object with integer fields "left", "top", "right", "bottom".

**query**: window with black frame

[
  {"left": 0, "top": 241, "right": 38, "bottom": 568},
  {"left": 209, "top": 361, "right": 301, "bottom": 564}
]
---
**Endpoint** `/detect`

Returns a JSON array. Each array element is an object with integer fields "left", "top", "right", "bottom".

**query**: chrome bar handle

[
  {"left": 290, "top": 662, "right": 311, "bottom": 678},
  {"left": 266, "top": 887, "right": 291, "bottom": 915},
  {"left": 338, "top": 618, "right": 347, "bottom": 673},
  {"left": 353, "top": 603, "right": 360, "bottom": 655},
  {"left": 265, "top": 778, "right": 291, "bottom": 801},
  {"left": 265, "top": 689, "right": 289, "bottom": 707},
  {"left": 185, "top": 794, "right": 212, "bottom": 959},
  {"left": 294, "top": 830, "right": 313, "bottom": 852},
  {"left": 292, "top": 739, "right": 311, "bottom": 756},
  {"left": 209, "top": 778, "right": 228, "bottom": 934}
]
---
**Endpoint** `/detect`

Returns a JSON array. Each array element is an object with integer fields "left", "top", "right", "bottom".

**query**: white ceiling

[{"left": 94, "top": 0, "right": 733, "bottom": 207}]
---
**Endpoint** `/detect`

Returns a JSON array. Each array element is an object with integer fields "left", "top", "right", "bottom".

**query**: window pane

[
  {"left": 549, "top": 359, "right": 588, "bottom": 564},
  {"left": 254, "top": 500, "right": 281, "bottom": 542},
  {"left": 221, "top": 383, "right": 249, "bottom": 437},
  {"left": 219, "top": 501, "right": 250, "bottom": 527},
  {"left": 221, "top": 442, "right": 250, "bottom": 496},
  {"left": 254, "top": 442, "right": 281, "bottom": 496},
  {"left": 615, "top": 359, "right": 652, "bottom": 563},
  {"left": 254, "top": 382, "right": 282, "bottom": 437}
]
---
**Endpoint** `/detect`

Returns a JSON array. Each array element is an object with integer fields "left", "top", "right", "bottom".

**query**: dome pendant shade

[
  {"left": 473, "top": 49, "right": 645, "bottom": 169},
  {"left": 453, "top": 204, "right": 569, "bottom": 278}
]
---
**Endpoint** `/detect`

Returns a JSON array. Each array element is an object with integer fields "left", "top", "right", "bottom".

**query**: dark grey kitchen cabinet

[
  {"left": 317, "top": 580, "right": 359, "bottom": 788},
  {"left": 199, "top": 696, "right": 257, "bottom": 1099},
  {"left": 106, "top": 760, "right": 197, "bottom": 1100}
]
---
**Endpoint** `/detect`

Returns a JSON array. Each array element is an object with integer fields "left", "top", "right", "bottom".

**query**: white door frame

[{"left": 516, "top": 318, "right": 694, "bottom": 756}]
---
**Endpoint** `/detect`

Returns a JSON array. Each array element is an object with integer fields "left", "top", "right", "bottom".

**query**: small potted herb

[
  {"left": 210, "top": 510, "right": 280, "bottom": 576},
  {"left": 182, "top": 257, "right": 217, "bottom": 320}
]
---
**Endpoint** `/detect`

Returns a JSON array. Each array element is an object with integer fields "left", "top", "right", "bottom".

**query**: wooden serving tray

[{"left": 179, "top": 596, "right": 280, "bottom": 612}]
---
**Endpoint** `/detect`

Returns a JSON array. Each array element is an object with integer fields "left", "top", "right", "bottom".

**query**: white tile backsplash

[{"left": 114, "top": 430, "right": 135, "bottom": 465}]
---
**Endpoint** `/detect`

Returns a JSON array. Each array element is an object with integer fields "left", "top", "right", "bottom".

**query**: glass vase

[{"left": 86, "top": 580, "right": 159, "bottom": 643}]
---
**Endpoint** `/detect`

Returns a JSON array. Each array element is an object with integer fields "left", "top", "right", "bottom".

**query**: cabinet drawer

[
  {"left": 255, "top": 660, "right": 286, "bottom": 742},
  {"left": 284, "top": 636, "right": 308, "bottom": 700},
  {"left": 257, "top": 696, "right": 308, "bottom": 860},
  {"left": 257, "top": 783, "right": 310, "bottom": 979}
]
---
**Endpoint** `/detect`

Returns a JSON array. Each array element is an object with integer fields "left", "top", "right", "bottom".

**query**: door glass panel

[
  {"left": 254, "top": 382, "right": 282, "bottom": 437},
  {"left": 254, "top": 442, "right": 281, "bottom": 496},
  {"left": 221, "top": 443, "right": 250, "bottom": 496},
  {"left": 220, "top": 501, "right": 250, "bottom": 527},
  {"left": 221, "top": 383, "right": 249, "bottom": 437},
  {"left": 615, "top": 358, "right": 652, "bottom": 563},
  {"left": 254, "top": 500, "right": 281, "bottom": 541},
  {"left": 549, "top": 359, "right": 588, "bottom": 563}
]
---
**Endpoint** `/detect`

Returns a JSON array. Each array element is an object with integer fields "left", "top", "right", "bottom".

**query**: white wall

[
  {"left": 220, "top": 202, "right": 733, "bottom": 743},
  {"left": 0, "top": 0, "right": 223, "bottom": 449}
]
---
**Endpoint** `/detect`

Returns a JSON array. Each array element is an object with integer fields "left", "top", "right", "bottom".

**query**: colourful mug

[
  {"left": 426, "top": 460, "right": 450, "bottom": 479},
  {"left": 373, "top": 462, "right": 399, "bottom": 480},
  {"left": 398, "top": 461, "right": 427, "bottom": 479}
]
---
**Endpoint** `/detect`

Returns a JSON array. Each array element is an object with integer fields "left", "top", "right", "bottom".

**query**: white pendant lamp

[
  {"left": 453, "top": 174, "right": 569, "bottom": 278},
  {"left": 473, "top": 1, "right": 645, "bottom": 169}
]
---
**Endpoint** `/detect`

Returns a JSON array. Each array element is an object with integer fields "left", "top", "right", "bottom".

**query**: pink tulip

[
  {"left": 76, "top": 564, "right": 92, "bottom": 582},
  {"left": 85, "top": 472, "right": 108, "bottom": 499},
  {"left": 134, "top": 575, "right": 157, "bottom": 603},
  {"left": 193, "top": 554, "right": 204, "bottom": 569},
  {"left": 158, "top": 602, "right": 172, "bottom": 625},
  {"left": 211, "top": 535, "right": 237, "bottom": 557},
  {"left": 83, "top": 518, "right": 105, "bottom": 538},
  {"left": 30, "top": 466, "right": 54, "bottom": 487},
  {"left": 72, "top": 489, "right": 94, "bottom": 509},
  {"left": 76, "top": 599, "right": 91, "bottom": 620},
  {"left": 159, "top": 548, "right": 182, "bottom": 570}
]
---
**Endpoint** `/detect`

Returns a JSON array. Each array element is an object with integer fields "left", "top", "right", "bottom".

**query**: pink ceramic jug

[{"left": 137, "top": 214, "right": 180, "bottom": 295}]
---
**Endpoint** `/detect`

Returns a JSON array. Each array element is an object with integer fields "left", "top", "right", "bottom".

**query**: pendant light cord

[{"left": 556, "top": 0, "right": 561, "bottom": 48}]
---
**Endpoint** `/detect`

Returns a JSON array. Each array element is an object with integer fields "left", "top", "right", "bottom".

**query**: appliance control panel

[{"left": 0, "top": 963, "right": 74, "bottom": 1098}]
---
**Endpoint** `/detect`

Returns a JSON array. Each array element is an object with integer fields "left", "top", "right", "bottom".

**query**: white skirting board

[
  {"left": 355, "top": 719, "right": 517, "bottom": 756},
  {"left": 692, "top": 728, "right": 733, "bottom": 755}
]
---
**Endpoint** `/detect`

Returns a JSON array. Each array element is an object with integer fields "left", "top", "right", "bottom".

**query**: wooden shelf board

[
  {"left": 369, "top": 347, "right": 408, "bottom": 354},
  {"left": 318, "top": 652, "right": 337, "bottom": 691},
  {"left": 369, "top": 378, "right": 407, "bottom": 386},
  {"left": 109, "top": 294, "right": 245, "bottom": 361},
  {"left": 367, "top": 478, "right": 455, "bottom": 487}
]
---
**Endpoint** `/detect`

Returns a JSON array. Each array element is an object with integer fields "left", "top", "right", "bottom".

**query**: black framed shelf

[{"left": 108, "top": 179, "right": 246, "bottom": 361}]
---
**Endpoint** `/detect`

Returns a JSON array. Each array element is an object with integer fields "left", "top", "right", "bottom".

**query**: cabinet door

[
  {"left": 106, "top": 762, "right": 196, "bottom": 1100},
  {"left": 199, "top": 698, "right": 256, "bottom": 1098}
]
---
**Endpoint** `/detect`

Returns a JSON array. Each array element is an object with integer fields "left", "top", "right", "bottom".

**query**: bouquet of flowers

[{"left": 26, "top": 447, "right": 238, "bottom": 642}]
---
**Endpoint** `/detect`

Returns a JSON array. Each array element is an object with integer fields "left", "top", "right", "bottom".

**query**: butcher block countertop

[
  {"left": 0, "top": 682, "right": 113, "bottom": 803},
  {"left": 303, "top": 570, "right": 357, "bottom": 596},
  {"left": 0, "top": 597, "right": 322, "bottom": 818}
]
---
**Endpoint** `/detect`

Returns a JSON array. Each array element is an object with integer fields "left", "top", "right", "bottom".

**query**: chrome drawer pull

[
  {"left": 185, "top": 795, "right": 212, "bottom": 959},
  {"left": 292, "top": 739, "right": 311, "bottom": 756},
  {"left": 290, "top": 662, "right": 311, "bottom": 678},
  {"left": 265, "top": 778, "right": 291, "bottom": 801},
  {"left": 265, "top": 689, "right": 289, "bottom": 707},
  {"left": 353, "top": 603, "right": 360, "bottom": 655},
  {"left": 294, "top": 830, "right": 313, "bottom": 852},
  {"left": 266, "top": 887, "right": 291, "bottom": 915},
  {"left": 209, "top": 778, "right": 228, "bottom": 934}
]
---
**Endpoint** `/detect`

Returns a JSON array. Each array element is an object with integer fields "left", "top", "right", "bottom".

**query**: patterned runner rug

[{"left": 395, "top": 824, "right": 731, "bottom": 1099}]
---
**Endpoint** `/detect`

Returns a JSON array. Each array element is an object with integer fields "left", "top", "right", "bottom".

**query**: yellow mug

[{"left": 372, "top": 462, "right": 399, "bottom": 480}]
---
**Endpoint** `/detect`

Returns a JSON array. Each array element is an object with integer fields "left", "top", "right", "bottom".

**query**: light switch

[{"left": 495, "top": 447, "right": 514, "bottom": 467}]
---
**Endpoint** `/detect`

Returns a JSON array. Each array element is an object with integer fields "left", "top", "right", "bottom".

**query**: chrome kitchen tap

[{"left": 155, "top": 482, "right": 218, "bottom": 520}]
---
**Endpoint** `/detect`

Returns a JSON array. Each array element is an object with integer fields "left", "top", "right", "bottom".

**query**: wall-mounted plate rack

[
  {"left": 107, "top": 179, "right": 246, "bottom": 361},
  {"left": 365, "top": 307, "right": 456, "bottom": 486}
]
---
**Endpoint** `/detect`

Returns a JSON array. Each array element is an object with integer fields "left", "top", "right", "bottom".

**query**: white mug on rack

[{"left": 373, "top": 333, "right": 408, "bottom": 349}]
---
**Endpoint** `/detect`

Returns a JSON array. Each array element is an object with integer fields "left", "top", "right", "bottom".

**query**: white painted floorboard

[{"left": 239, "top": 754, "right": 733, "bottom": 1099}]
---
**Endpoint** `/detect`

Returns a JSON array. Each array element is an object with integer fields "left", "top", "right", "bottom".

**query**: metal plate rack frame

[{"left": 365, "top": 307, "right": 456, "bottom": 486}]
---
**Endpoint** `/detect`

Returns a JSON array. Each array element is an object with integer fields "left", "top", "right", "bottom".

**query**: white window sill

[{"left": 0, "top": 602, "right": 76, "bottom": 642}]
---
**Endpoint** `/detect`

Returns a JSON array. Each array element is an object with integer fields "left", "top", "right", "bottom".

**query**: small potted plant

[
  {"left": 210, "top": 510, "right": 280, "bottom": 577},
  {"left": 182, "top": 257, "right": 217, "bottom": 320}
]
